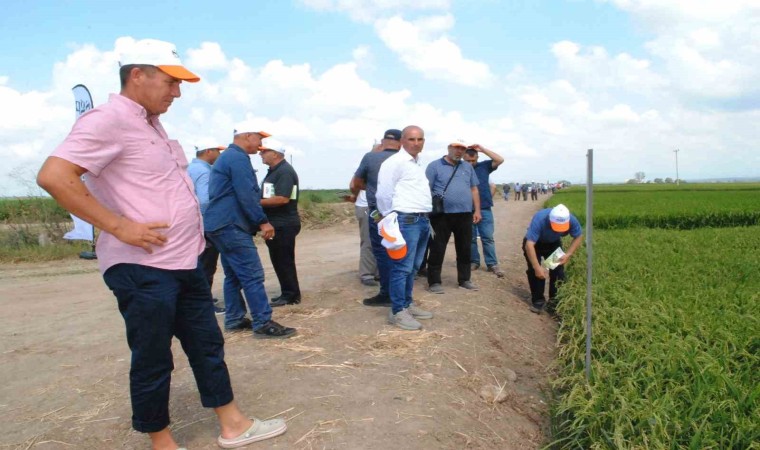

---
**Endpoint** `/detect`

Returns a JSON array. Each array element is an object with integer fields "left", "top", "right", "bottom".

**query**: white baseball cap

[
  {"left": 233, "top": 128, "right": 272, "bottom": 138},
  {"left": 549, "top": 204, "right": 571, "bottom": 232},
  {"left": 119, "top": 39, "right": 200, "bottom": 83},
  {"left": 449, "top": 139, "right": 471, "bottom": 148},
  {"left": 259, "top": 138, "right": 286, "bottom": 155}
]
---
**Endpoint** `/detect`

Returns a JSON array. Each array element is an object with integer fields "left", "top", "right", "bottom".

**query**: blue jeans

[
  {"left": 389, "top": 214, "right": 431, "bottom": 314},
  {"left": 103, "top": 263, "right": 233, "bottom": 433},
  {"left": 471, "top": 208, "right": 498, "bottom": 267},
  {"left": 206, "top": 225, "right": 272, "bottom": 330},
  {"left": 368, "top": 211, "right": 391, "bottom": 297}
]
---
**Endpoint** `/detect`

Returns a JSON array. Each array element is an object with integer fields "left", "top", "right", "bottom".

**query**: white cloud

[
  {"left": 186, "top": 42, "right": 228, "bottom": 71},
  {"left": 375, "top": 15, "right": 495, "bottom": 87},
  {"left": 603, "top": 0, "right": 760, "bottom": 107}
]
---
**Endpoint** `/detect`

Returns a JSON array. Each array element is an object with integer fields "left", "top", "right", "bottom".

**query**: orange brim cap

[
  {"left": 550, "top": 221, "right": 570, "bottom": 233},
  {"left": 387, "top": 245, "right": 407, "bottom": 260},
  {"left": 157, "top": 65, "right": 200, "bottom": 83}
]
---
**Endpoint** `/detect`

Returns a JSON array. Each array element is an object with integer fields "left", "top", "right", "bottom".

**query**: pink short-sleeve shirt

[{"left": 52, "top": 94, "right": 205, "bottom": 274}]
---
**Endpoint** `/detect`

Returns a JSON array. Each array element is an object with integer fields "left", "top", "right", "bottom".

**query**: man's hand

[
  {"left": 534, "top": 265, "right": 548, "bottom": 280},
  {"left": 260, "top": 222, "right": 275, "bottom": 240},
  {"left": 473, "top": 211, "right": 482, "bottom": 224},
  {"left": 112, "top": 217, "right": 169, "bottom": 254},
  {"left": 469, "top": 144, "right": 483, "bottom": 152},
  {"left": 558, "top": 253, "right": 572, "bottom": 265}
]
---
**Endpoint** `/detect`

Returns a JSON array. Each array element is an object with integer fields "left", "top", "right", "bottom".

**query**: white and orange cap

[
  {"left": 119, "top": 39, "right": 200, "bottom": 83},
  {"left": 549, "top": 204, "right": 571, "bottom": 233},
  {"left": 378, "top": 213, "right": 407, "bottom": 260},
  {"left": 449, "top": 139, "right": 471, "bottom": 148},
  {"left": 233, "top": 128, "right": 272, "bottom": 138}
]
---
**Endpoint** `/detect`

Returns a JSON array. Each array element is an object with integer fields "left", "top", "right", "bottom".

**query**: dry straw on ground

[{"left": 354, "top": 329, "right": 450, "bottom": 358}]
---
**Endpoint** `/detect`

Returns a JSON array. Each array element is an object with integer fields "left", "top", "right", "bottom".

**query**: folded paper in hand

[{"left": 541, "top": 247, "right": 565, "bottom": 270}]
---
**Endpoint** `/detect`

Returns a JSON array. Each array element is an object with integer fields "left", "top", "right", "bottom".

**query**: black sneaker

[
  {"left": 225, "top": 317, "right": 252, "bottom": 331},
  {"left": 362, "top": 293, "right": 391, "bottom": 307},
  {"left": 529, "top": 304, "right": 544, "bottom": 314},
  {"left": 214, "top": 305, "right": 226, "bottom": 315},
  {"left": 270, "top": 295, "right": 302, "bottom": 307},
  {"left": 253, "top": 320, "right": 297, "bottom": 339}
]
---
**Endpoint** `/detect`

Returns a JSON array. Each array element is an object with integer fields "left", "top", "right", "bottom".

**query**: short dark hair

[
  {"left": 465, "top": 148, "right": 478, "bottom": 157},
  {"left": 119, "top": 64, "right": 157, "bottom": 88}
]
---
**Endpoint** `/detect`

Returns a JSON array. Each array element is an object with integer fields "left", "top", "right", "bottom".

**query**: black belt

[{"left": 394, "top": 211, "right": 429, "bottom": 217}]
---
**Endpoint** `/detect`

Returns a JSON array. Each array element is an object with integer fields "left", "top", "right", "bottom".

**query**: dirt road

[{"left": 0, "top": 196, "right": 556, "bottom": 449}]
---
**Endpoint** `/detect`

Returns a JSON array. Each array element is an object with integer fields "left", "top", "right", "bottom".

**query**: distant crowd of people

[
  {"left": 34, "top": 38, "right": 583, "bottom": 449},
  {"left": 503, "top": 181, "right": 564, "bottom": 201}
]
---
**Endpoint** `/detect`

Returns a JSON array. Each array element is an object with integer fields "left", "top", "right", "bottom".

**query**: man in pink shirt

[{"left": 36, "top": 39, "right": 286, "bottom": 450}]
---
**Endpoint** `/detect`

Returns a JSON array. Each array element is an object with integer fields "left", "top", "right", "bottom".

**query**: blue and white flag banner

[{"left": 63, "top": 84, "right": 95, "bottom": 242}]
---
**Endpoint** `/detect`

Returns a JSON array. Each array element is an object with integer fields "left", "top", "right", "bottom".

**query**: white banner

[
  {"left": 64, "top": 214, "right": 94, "bottom": 241},
  {"left": 72, "top": 84, "right": 93, "bottom": 119},
  {"left": 63, "top": 84, "right": 95, "bottom": 242}
]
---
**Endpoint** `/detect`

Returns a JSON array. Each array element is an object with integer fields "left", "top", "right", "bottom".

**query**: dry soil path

[{"left": 0, "top": 195, "right": 556, "bottom": 450}]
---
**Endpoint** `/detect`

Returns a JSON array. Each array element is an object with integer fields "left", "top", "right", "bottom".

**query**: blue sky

[{"left": 1, "top": 0, "right": 758, "bottom": 194}]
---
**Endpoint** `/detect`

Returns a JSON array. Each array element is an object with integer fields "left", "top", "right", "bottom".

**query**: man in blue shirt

[
  {"left": 523, "top": 204, "right": 583, "bottom": 314},
  {"left": 188, "top": 145, "right": 225, "bottom": 315},
  {"left": 349, "top": 129, "right": 402, "bottom": 307},
  {"left": 205, "top": 129, "right": 296, "bottom": 339},
  {"left": 425, "top": 140, "right": 481, "bottom": 293},
  {"left": 462, "top": 145, "right": 505, "bottom": 278}
]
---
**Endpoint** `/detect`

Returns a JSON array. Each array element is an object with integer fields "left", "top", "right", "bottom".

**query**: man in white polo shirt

[{"left": 375, "top": 125, "right": 434, "bottom": 330}]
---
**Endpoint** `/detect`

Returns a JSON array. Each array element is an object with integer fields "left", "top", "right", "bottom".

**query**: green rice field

[{"left": 546, "top": 184, "right": 760, "bottom": 449}]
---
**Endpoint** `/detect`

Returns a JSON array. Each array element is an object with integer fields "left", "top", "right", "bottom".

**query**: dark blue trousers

[
  {"left": 522, "top": 238, "right": 566, "bottom": 308},
  {"left": 367, "top": 210, "right": 391, "bottom": 297},
  {"left": 103, "top": 263, "right": 233, "bottom": 433}
]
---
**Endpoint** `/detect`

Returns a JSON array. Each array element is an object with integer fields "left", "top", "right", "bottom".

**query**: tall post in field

[
  {"left": 585, "top": 149, "right": 594, "bottom": 381},
  {"left": 673, "top": 148, "right": 680, "bottom": 185}
]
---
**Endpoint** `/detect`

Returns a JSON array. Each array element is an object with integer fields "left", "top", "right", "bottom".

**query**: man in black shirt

[{"left": 259, "top": 143, "right": 302, "bottom": 307}]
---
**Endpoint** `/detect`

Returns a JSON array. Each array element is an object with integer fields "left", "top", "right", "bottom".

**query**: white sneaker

[
  {"left": 388, "top": 309, "right": 422, "bottom": 330},
  {"left": 406, "top": 304, "right": 433, "bottom": 320}
]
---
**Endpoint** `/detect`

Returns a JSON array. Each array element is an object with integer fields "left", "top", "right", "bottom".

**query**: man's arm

[
  {"left": 260, "top": 196, "right": 289, "bottom": 207},
  {"left": 349, "top": 175, "right": 365, "bottom": 197},
  {"left": 195, "top": 170, "right": 210, "bottom": 211},
  {"left": 559, "top": 235, "right": 583, "bottom": 265},
  {"left": 425, "top": 163, "right": 437, "bottom": 191},
  {"left": 524, "top": 240, "right": 548, "bottom": 279},
  {"left": 37, "top": 156, "right": 169, "bottom": 253},
  {"left": 261, "top": 170, "right": 296, "bottom": 208},
  {"left": 376, "top": 160, "right": 401, "bottom": 216},
  {"left": 228, "top": 156, "right": 269, "bottom": 228},
  {"left": 471, "top": 144, "right": 504, "bottom": 169},
  {"left": 471, "top": 186, "right": 481, "bottom": 224}
]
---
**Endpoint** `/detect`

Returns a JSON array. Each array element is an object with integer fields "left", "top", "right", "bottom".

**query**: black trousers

[
  {"left": 198, "top": 238, "right": 220, "bottom": 292},
  {"left": 427, "top": 213, "right": 473, "bottom": 285},
  {"left": 522, "top": 238, "right": 565, "bottom": 307},
  {"left": 265, "top": 224, "right": 302, "bottom": 300}
]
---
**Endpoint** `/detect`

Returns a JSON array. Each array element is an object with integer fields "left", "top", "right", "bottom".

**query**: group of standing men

[
  {"left": 189, "top": 129, "right": 302, "bottom": 340},
  {"left": 349, "top": 128, "right": 509, "bottom": 329}
]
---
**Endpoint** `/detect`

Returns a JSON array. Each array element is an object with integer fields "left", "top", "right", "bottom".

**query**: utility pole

[{"left": 673, "top": 149, "right": 680, "bottom": 185}]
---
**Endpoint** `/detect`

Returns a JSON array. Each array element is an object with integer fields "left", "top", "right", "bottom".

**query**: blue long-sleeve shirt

[
  {"left": 204, "top": 144, "right": 269, "bottom": 234},
  {"left": 187, "top": 158, "right": 212, "bottom": 214}
]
